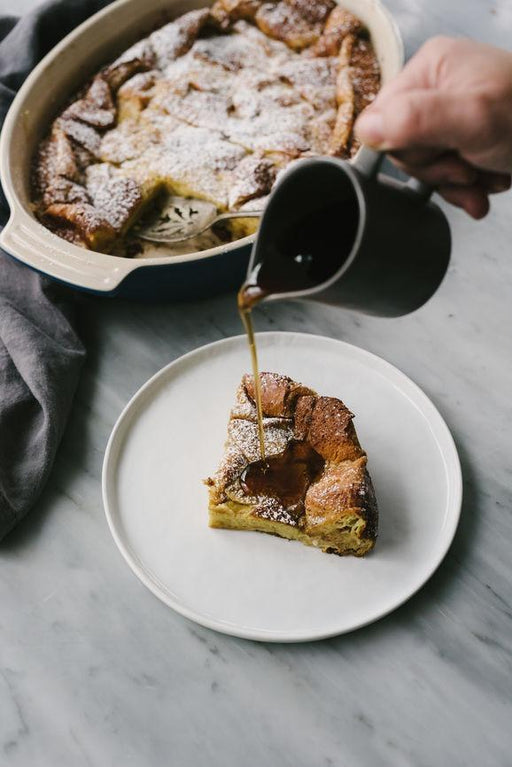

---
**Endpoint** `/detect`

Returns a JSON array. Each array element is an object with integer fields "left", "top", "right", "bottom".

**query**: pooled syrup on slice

[{"left": 240, "top": 440, "right": 324, "bottom": 515}]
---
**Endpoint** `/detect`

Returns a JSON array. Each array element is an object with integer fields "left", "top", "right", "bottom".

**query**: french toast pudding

[
  {"left": 205, "top": 372, "right": 378, "bottom": 556},
  {"left": 33, "top": 0, "right": 380, "bottom": 257}
]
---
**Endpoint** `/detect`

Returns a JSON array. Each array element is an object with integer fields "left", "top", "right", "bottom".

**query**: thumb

[{"left": 355, "top": 89, "right": 485, "bottom": 153}]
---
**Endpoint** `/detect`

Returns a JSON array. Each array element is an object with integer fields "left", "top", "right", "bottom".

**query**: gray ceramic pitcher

[{"left": 245, "top": 147, "right": 451, "bottom": 317}]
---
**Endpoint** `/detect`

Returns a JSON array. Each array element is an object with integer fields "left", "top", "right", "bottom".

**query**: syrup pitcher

[{"left": 243, "top": 147, "right": 451, "bottom": 317}]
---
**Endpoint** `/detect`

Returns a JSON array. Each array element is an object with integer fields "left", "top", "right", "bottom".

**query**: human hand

[{"left": 354, "top": 36, "right": 512, "bottom": 218}]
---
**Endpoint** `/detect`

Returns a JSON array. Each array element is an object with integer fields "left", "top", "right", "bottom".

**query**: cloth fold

[{"left": 0, "top": 0, "right": 112, "bottom": 540}]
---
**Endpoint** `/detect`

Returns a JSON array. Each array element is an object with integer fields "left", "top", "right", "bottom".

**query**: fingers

[
  {"left": 389, "top": 151, "right": 509, "bottom": 218},
  {"left": 389, "top": 147, "right": 444, "bottom": 166},
  {"left": 391, "top": 151, "right": 512, "bottom": 191},
  {"left": 369, "top": 36, "right": 456, "bottom": 102},
  {"left": 478, "top": 170, "right": 512, "bottom": 193},
  {"left": 355, "top": 89, "right": 489, "bottom": 154},
  {"left": 391, "top": 152, "right": 479, "bottom": 186},
  {"left": 438, "top": 184, "right": 490, "bottom": 219},
  {"left": 353, "top": 34, "right": 512, "bottom": 218}
]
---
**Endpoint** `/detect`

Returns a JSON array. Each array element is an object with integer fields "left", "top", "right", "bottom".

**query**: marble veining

[{"left": 1, "top": 0, "right": 512, "bottom": 765}]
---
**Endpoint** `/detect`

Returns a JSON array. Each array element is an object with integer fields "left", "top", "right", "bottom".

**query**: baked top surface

[
  {"left": 33, "top": 0, "right": 380, "bottom": 255},
  {"left": 206, "top": 371, "right": 378, "bottom": 555}
]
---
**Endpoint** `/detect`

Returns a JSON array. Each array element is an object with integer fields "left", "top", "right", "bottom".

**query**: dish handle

[{"left": 0, "top": 209, "right": 139, "bottom": 293}]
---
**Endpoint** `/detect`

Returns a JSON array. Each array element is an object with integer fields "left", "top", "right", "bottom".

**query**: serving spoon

[{"left": 133, "top": 195, "right": 262, "bottom": 244}]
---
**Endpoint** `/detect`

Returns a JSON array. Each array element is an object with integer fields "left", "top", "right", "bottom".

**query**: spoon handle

[{"left": 214, "top": 210, "right": 263, "bottom": 223}]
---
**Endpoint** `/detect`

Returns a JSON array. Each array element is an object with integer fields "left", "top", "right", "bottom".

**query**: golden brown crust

[
  {"left": 61, "top": 76, "right": 116, "bottom": 129},
  {"left": 328, "top": 33, "right": 356, "bottom": 155},
  {"left": 307, "top": 6, "right": 362, "bottom": 57},
  {"left": 41, "top": 177, "right": 90, "bottom": 208},
  {"left": 35, "top": 129, "right": 78, "bottom": 191},
  {"left": 255, "top": 2, "right": 321, "bottom": 51},
  {"left": 43, "top": 203, "right": 116, "bottom": 250},
  {"left": 329, "top": 31, "right": 380, "bottom": 157},
  {"left": 306, "top": 456, "right": 370, "bottom": 519},
  {"left": 306, "top": 396, "right": 364, "bottom": 463},
  {"left": 285, "top": 0, "right": 336, "bottom": 25},
  {"left": 243, "top": 371, "right": 315, "bottom": 417},
  {"left": 211, "top": 0, "right": 262, "bottom": 28},
  {"left": 228, "top": 153, "right": 277, "bottom": 209},
  {"left": 254, "top": 0, "right": 336, "bottom": 49},
  {"left": 42, "top": 176, "right": 145, "bottom": 249},
  {"left": 293, "top": 394, "right": 316, "bottom": 440},
  {"left": 350, "top": 36, "right": 381, "bottom": 111},
  {"left": 206, "top": 373, "right": 378, "bottom": 556}
]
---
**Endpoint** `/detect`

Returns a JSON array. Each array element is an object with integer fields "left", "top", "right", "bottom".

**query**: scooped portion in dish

[{"left": 32, "top": 0, "right": 380, "bottom": 257}]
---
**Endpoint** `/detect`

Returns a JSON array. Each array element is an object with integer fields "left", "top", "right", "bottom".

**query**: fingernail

[{"left": 355, "top": 111, "right": 385, "bottom": 147}]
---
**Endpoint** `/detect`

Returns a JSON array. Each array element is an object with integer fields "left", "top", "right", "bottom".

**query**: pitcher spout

[{"left": 246, "top": 156, "right": 364, "bottom": 303}]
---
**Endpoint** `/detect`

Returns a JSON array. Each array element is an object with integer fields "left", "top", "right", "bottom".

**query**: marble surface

[{"left": 1, "top": 0, "right": 512, "bottom": 765}]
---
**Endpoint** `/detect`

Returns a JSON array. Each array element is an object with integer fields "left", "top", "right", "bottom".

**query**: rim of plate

[{"left": 102, "top": 331, "right": 463, "bottom": 642}]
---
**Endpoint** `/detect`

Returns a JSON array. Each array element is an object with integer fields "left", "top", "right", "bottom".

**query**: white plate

[{"left": 102, "top": 332, "right": 462, "bottom": 642}]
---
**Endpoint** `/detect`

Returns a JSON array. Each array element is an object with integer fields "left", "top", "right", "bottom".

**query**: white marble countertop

[{"left": 1, "top": 1, "right": 512, "bottom": 765}]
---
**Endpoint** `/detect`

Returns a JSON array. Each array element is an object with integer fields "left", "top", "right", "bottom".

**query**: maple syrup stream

[{"left": 238, "top": 284, "right": 267, "bottom": 462}]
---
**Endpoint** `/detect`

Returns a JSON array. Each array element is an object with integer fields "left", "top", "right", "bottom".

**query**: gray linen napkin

[{"left": 0, "top": 0, "right": 112, "bottom": 539}]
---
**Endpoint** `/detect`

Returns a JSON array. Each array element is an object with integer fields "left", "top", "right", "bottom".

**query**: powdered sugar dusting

[
  {"left": 149, "top": 9, "right": 210, "bottom": 69},
  {"left": 123, "top": 122, "right": 247, "bottom": 208},
  {"left": 228, "top": 418, "right": 293, "bottom": 462},
  {"left": 58, "top": 118, "right": 101, "bottom": 156},
  {"left": 252, "top": 497, "right": 299, "bottom": 526},
  {"left": 90, "top": 177, "right": 142, "bottom": 229}
]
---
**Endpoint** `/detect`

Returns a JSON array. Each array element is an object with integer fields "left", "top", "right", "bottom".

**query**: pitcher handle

[
  {"left": 352, "top": 146, "right": 384, "bottom": 179},
  {"left": 406, "top": 177, "right": 433, "bottom": 202},
  {"left": 354, "top": 146, "right": 434, "bottom": 202}
]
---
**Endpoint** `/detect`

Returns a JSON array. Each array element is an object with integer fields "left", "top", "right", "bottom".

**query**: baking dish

[{"left": 0, "top": 0, "right": 403, "bottom": 299}]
